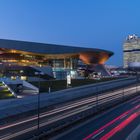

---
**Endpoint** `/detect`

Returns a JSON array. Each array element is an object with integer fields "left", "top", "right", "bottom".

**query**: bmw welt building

[{"left": 0, "top": 39, "right": 113, "bottom": 80}]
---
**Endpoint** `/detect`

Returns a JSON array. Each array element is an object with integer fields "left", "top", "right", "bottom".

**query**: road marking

[
  {"left": 120, "top": 114, "right": 127, "bottom": 119},
  {"left": 0, "top": 126, "right": 37, "bottom": 140},
  {"left": 0, "top": 133, "right": 12, "bottom": 139},
  {"left": 131, "top": 99, "right": 140, "bottom": 105},
  {"left": 91, "top": 130, "right": 104, "bottom": 139}
]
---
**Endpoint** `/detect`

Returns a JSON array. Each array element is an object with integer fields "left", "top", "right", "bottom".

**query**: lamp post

[
  {"left": 35, "top": 71, "right": 44, "bottom": 131},
  {"left": 96, "top": 86, "right": 98, "bottom": 108},
  {"left": 128, "top": 67, "right": 139, "bottom": 94}
]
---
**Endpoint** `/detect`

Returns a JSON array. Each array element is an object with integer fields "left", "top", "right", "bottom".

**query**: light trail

[
  {"left": 0, "top": 85, "right": 140, "bottom": 140},
  {"left": 100, "top": 113, "right": 139, "bottom": 140},
  {"left": 83, "top": 104, "right": 140, "bottom": 140}
]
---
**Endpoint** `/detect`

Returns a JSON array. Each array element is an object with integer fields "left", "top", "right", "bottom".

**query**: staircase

[{"left": 93, "top": 64, "right": 111, "bottom": 76}]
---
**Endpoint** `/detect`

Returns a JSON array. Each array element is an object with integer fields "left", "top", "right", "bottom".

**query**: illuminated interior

[{"left": 0, "top": 48, "right": 112, "bottom": 68}]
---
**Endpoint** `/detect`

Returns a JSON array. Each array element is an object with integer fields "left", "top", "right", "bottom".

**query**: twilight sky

[{"left": 0, "top": 0, "right": 140, "bottom": 66}]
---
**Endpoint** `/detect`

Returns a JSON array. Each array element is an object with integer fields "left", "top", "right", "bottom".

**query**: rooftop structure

[{"left": 123, "top": 34, "right": 140, "bottom": 68}]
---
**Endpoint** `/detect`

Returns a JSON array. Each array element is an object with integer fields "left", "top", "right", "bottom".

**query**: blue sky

[{"left": 0, "top": 0, "right": 140, "bottom": 66}]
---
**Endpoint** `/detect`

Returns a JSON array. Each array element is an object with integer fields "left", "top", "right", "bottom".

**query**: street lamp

[
  {"left": 96, "top": 86, "right": 98, "bottom": 108},
  {"left": 35, "top": 71, "right": 44, "bottom": 131},
  {"left": 128, "top": 67, "right": 139, "bottom": 94}
]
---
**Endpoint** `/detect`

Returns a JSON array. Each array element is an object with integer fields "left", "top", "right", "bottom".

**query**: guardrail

[{"left": 43, "top": 77, "right": 137, "bottom": 107}]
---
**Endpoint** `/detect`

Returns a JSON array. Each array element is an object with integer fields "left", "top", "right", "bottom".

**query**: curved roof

[{"left": 0, "top": 39, "right": 113, "bottom": 56}]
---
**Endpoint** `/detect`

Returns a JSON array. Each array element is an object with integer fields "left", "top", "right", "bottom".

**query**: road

[
  {"left": 0, "top": 84, "right": 139, "bottom": 140},
  {"left": 54, "top": 95, "right": 140, "bottom": 140}
]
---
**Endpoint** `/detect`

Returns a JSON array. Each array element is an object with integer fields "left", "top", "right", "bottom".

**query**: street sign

[{"left": 67, "top": 74, "right": 71, "bottom": 85}]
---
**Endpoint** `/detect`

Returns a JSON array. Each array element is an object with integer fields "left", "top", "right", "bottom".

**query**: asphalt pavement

[
  {"left": 54, "top": 95, "right": 140, "bottom": 140},
  {"left": 0, "top": 84, "right": 140, "bottom": 140}
]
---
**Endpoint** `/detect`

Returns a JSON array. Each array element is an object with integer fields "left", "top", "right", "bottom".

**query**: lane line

[
  {"left": 131, "top": 99, "right": 140, "bottom": 105},
  {"left": 91, "top": 130, "right": 104, "bottom": 139},
  {"left": 0, "top": 133, "right": 12, "bottom": 139},
  {"left": 120, "top": 114, "right": 128, "bottom": 119}
]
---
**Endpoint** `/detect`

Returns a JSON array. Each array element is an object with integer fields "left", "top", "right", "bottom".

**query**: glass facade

[
  {"left": 52, "top": 58, "right": 78, "bottom": 79},
  {"left": 0, "top": 48, "right": 79, "bottom": 69}
]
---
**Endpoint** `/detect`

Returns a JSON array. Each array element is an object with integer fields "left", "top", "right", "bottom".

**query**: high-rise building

[{"left": 123, "top": 34, "right": 140, "bottom": 68}]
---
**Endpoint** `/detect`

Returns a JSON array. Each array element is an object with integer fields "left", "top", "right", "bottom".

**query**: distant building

[{"left": 123, "top": 34, "right": 140, "bottom": 68}]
